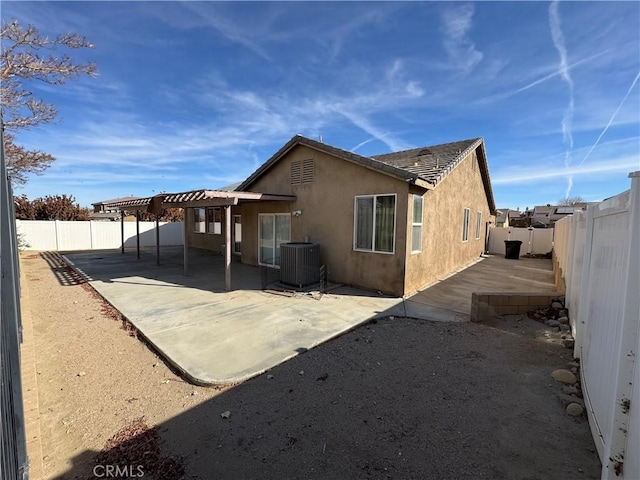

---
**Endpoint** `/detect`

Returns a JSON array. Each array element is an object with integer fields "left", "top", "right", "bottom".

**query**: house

[
  {"left": 181, "top": 135, "right": 496, "bottom": 296},
  {"left": 495, "top": 208, "right": 512, "bottom": 228},
  {"left": 92, "top": 196, "right": 140, "bottom": 213},
  {"left": 530, "top": 203, "right": 594, "bottom": 228},
  {"left": 91, "top": 196, "right": 140, "bottom": 221}
]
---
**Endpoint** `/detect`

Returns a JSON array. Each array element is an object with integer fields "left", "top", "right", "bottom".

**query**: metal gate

[{"left": 0, "top": 119, "right": 29, "bottom": 479}]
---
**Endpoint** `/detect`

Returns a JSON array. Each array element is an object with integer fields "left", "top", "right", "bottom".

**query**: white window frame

[
  {"left": 462, "top": 208, "right": 470, "bottom": 242},
  {"left": 233, "top": 215, "right": 242, "bottom": 256},
  {"left": 353, "top": 193, "right": 397, "bottom": 255},
  {"left": 411, "top": 195, "right": 423, "bottom": 254},
  {"left": 193, "top": 208, "right": 206, "bottom": 233},
  {"left": 475, "top": 211, "right": 482, "bottom": 240},
  {"left": 206, "top": 207, "right": 222, "bottom": 235}
]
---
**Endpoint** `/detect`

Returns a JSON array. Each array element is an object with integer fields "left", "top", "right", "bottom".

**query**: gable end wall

[{"left": 242, "top": 144, "right": 409, "bottom": 295}]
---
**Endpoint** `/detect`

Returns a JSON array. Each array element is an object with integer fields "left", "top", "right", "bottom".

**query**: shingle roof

[
  {"left": 371, "top": 138, "right": 482, "bottom": 186},
  {"left": 238, "top": 134, "right": 496, "bottom": 213},
  {"left": 238, "top": 135, "right": 431, "bottom": 192}
]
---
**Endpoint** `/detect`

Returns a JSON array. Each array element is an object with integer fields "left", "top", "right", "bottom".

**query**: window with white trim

[
  {"left": 354, "top": 194, "right": 396, "bottom": 253},
  {"left": 207, "top": 207, "right": 222, "bottom": 234},
  {"left": 193, "top": 208, "right": 206, "bottom": 233},
  {"left": 462, "top": 208, "right": 470, "bottom": 242},
  {"left": 476, "top": 211, "right": 482, "bottom": 240},
  {"left": 411, "top": 195, "right": 423, "bottom": 253}
]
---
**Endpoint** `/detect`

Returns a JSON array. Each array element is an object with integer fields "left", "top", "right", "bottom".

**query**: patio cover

[{"left": 107, "top": 189, "right": 296, "bottom": 290}]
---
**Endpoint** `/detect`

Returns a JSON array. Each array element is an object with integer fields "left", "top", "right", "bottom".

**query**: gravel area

[{"left": 21, "top": 252, "right": 600, "bottom": 480}]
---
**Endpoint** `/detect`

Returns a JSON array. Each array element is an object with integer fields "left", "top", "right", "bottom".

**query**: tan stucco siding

[
  {"left": 244, "top": 144, "right": 409, "bottom": 295},
  {"left": 404, "top": 148, "right": 492, "bottom": 295}
]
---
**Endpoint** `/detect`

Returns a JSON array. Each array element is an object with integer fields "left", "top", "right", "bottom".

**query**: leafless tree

[
  {"left": 1, "top": 20, "right": 97, "bottom": 184},
  {"left": 558, "top": 196, "right": 585, "bottom": 206}
]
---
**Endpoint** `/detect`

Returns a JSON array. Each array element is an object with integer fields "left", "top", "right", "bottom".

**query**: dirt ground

[{"left": 21, "top": 252, "right": 601, "bottom": 480}]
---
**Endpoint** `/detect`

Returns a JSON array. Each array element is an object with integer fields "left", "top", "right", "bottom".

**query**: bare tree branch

[
  {"left": 3, "top": 132, "right": 54, "bottom": 185},
  {"left": 1, "top": 20, "right": 96, "bottom": 184}
]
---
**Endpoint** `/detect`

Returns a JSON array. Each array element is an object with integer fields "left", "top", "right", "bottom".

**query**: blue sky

[{"left": 3, "top": 1, "right": 639, "bottom": 209}]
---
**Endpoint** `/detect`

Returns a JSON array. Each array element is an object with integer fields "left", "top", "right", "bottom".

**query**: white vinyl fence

[
  {"left": 554, "top": 172, "right": 639, "bottom": 480},
  {"left": 16, "top": 220, "right": 184, "bottom": 251},
  {"left": 487, "top": 226, "right": 554, "bottom": 255}
]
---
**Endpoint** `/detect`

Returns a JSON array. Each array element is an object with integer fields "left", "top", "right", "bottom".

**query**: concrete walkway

[{"left": 63, "top": 248, "right": 556, "bottom": 385}]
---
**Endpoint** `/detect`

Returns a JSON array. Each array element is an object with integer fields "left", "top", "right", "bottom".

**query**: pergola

[{"left": 108, "top": 189, "right": 296, "bottom": 291}]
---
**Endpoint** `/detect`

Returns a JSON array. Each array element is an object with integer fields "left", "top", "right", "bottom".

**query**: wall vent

[
  {"left": 302, "top": 159, "right": 314, "bottom": 183},
  {"left": 291, "top": 161, "right": 302, "bottom": 184}
]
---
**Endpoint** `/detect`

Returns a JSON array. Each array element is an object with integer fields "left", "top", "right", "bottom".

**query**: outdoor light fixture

[{"left": 293, "top": 210, "right": 303, "bottom": 216}]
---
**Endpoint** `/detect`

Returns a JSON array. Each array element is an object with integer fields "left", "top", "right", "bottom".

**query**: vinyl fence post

[{"left": 575, "top": 207, "right": 595, "bottom": 358}]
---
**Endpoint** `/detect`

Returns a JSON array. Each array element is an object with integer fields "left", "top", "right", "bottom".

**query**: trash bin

[{"left": 504, "top": 240, "right": 522, "bottom": 259}]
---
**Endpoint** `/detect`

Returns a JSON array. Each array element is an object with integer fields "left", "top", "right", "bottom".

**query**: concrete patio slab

[
  {"left": 64, "top": 248, "right": 404, "bottom": 385},
  {"left": 405, "top": 254, "right": 557, "bottom": 319},
  {"left": 63, "top": 248, "right": 556, "bottom": 385}
]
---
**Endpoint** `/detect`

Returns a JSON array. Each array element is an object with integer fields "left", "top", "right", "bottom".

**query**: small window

[
  {"left": 471, "top": 153, "right": 477, "bottom": 172},
  {"left": 411, "top": 195, "right": 423, "bottom": 253},
  {"left": 354, "top": 194, "right": 396, "bottom": 254},
  {"left": 207, "top": 207, "right": 222, "bottom": 234},
  {"left": 462, "top": 208, "right": 470, "bottom": 242},
  {"left": 476, "top": 211, "right": 482, "bottom": 240},
  {"left": 193, "top": 208, "right": 206, "bottom": 233}
]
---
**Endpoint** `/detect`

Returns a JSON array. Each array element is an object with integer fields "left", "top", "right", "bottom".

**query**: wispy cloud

[
  {"left": 549, "top": 0, "right": 575, "bottom": 195},
  {"left": 160, "top": 2, "right": 273, "bottom": 61},
  {"left": 350, "top": 138, "right": 377, "bottom": 152},
  {"left": 477, "top": 49, "right": 611, "bottom": 105},
  {"left": 336, "top": 110, "right": 410, "bottom": 152},
  {"left": 579, "top": 70, "right": 640, "bottom": 165},
  {"left": 492, "top": 157, "right": 639, "bottom": 185},
  {"left": 440, "top": 3, "right": 483, "bottom": 73}
]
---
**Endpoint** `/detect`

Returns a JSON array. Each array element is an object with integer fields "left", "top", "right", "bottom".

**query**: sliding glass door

[{"left": 258, "top": 214, "right": 290, "bottom": 266}]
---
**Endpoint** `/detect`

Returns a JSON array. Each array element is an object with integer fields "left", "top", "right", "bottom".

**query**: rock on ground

[
  {"left": 567, "top": 403, "right": 585, "bottom": 416},
  {"left": 552, "top": 369, "right": 578, "bottom": 384}
]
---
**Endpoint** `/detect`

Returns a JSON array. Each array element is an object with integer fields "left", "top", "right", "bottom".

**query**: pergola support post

[
  {"left": 120, "top": 210, "right": 125, "bottom": 254},
  {"left": 225, "top": 205, "right": 232, "bottom": 291},
  {"left": 183, "top": 208, "right": 189, "bottom": 276},
  {"left": 136, "top": 210, "right": 140, "bottom": 259},
  {"left": 155, "top": 213, "right": 160, "bottom": 266}
]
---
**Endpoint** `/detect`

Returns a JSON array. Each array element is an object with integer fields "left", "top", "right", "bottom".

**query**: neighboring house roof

[
  {"left": 89, "top": 212, "right": 122, "bottom": 221},
  {"left": 238, "top": 135, "right": 496, "bottom": 213},
  {"left": 532, "top": 205, "right": 553, "bottom": 217},
  {"left": 218, "top": 181, "right": 242, "bottom": 192},
  {"left": 92, "top": 196, "right": 140, "bottom": 207},
  {"left": 495, "top": 208, "right": 511, "bottom": 224}
]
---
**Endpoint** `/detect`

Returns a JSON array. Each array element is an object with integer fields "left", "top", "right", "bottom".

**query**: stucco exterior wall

[
  {"left": 403, "top": 148, "right": 492, "bottom": 295},
  {"left": 243, "top": 144, "right": 409, "bottom": 296}
]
